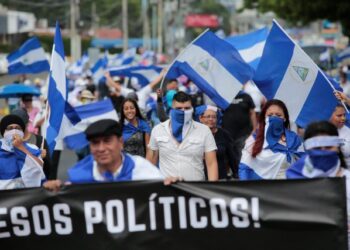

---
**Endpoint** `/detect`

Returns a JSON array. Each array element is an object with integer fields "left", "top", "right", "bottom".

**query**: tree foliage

[{"left": 243, "top": 0, "right": 350, "bottom": 36}]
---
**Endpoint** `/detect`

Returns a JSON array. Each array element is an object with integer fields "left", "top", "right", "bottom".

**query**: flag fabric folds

[
  {"left": 63, "top": 99, "right": 119, "bottom": 150},
  {"left": 109, "top": 65, "right": 162, "bottom": 89},
  {"left": 225, "top": 27, "right": 269, "bottom": 70},
  {"left": 337, "top": 47, "right": 350, "bottom": 62},
  {"left": 91, "top": 56, "right": 108, "bottom": 84},
  {"left": 46, "top": 22, "right": 80, "bottom": 154},
  {"left": 7, "top": 37, "right": 50, "bottom": 75},
  {"left": 166, "top": 30, "right": 254, "bottom": 110},
  {"left": 253, "top": 20, "right": 338, "bottom": 128},
  {"left": 67, "top": 53, "right": 89, "bottom": 76}
]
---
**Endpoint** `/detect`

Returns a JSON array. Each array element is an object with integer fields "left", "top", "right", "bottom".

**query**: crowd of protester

[{"left": 1, "top": 59, "right": 350, "bottom": 245}]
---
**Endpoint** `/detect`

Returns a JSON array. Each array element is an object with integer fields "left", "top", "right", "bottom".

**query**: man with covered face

[{"left": 147, "top": 91, "right": 218, "bottom": 181}]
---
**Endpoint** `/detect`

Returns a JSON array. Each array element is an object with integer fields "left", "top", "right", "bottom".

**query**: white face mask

[{"left": 3, "top": 129, "right": 24, "bottom": 150}]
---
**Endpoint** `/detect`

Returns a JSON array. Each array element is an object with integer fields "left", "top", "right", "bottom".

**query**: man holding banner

[{"left": 44, "top": 119, "right": 179, "bottom": 191}]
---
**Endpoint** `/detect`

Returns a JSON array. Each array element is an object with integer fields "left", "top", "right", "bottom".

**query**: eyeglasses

[{"left": 202, "top": 115, "right": 217, "bottom": 119}]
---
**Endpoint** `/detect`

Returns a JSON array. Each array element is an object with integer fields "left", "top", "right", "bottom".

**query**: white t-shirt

[
  {"left": 338, "top": 125, "right": 350, "bottom": 168},
  {"left": 120, "top": 85, "right": 152, "bottom": 110},
  {"left": 148, "top": 120, "right": 217, "bottom": 181}
]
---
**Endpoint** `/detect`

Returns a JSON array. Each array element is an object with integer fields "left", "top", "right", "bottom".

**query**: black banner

[{"left": 0, "top": 178, "right": 347, "bottom": 250}]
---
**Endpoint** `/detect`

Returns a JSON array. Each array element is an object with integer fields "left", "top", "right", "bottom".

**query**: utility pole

[
  {"left": 91, "top": 1, "right": 98, "bottom": 32},
  {"left": 142, "top": 0, "right": 151, "bottom": 50},
  {"left": 157, "top": 0, "right": 163, "bottom": 54},
  {"left": 70, "top": 0, "right": 81, "bottom": 61},
  {"left": 151, "top": 0, "right": 157, "bottom": 51},
  {"left": 122, "top": 0, "right": 128, "bottom": 52}
]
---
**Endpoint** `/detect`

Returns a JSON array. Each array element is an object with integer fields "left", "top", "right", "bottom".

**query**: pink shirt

[{"left": 28, "top": 107, "right": 40, "bottom": 135}]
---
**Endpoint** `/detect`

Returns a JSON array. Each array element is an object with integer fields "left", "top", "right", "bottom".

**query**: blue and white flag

[
  {"left": 109, "top": 65, "right": 162, "bottom": 89},
  {"left": 319, "top": 48, "right": 330, "bottom": 62},
  {"left": 166, "top": 30, "right": 254, "bottom": 110},
  {"left": 109, "top": 48, "right": 136, "bottom": 67},
  {"left": 169, "top": 109, "right": 193, "bottom": 143},
  {"left": 63, "top": 99, "right": 119, "bottom": 150},
  {"left": 253, "top": 20, "right": 338, "bottom": 128},
  {"left": 337, "top": 47, "right": 350, "bottom": 62},
  {"left": 225, "top": 27, "right": 268, "bottom": 70},
  {"left": 46, "top": 22, "right": 80, "bottom": 154},
  {"left": 7, "top": 37, "right": 50, "bottom": 75},
  {"left": 91, "top": 56, "right": 108, "bottom": 84},
  {"left": 67, "top": 53, "right": 89, "bottom": 76}
]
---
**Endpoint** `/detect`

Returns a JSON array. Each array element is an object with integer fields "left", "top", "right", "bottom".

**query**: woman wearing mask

[
  {"left": 286, "top": 121, "right": 350, "bottom": 248},
  {"left": 0, "top": 114, "right": 45, "bottom": 189},
  {"left": 239, "top": 99, "right": 304, "bottom": 180},
  {"left": 196, "top": 105, "right": 236, "bottom": 179},
  {"left": 120, "top": 98, "right": 151, "bottom": 157},
  {"left": 329, "top": 104, "right": 350, "bottom": 167}
]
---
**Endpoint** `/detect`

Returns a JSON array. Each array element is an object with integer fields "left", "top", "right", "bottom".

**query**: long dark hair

[
  {"left": 252, "top": 99, "right": 290, "bottom": 158},
  {"left": 304, "top": 121, "right": 347, "bottom": 168},
  {"left": 120, "top": 98, "right": 144, "bottom": 128}
]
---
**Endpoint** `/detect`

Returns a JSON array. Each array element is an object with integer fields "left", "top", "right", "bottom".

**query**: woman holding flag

[
  {"left": 239, "top": 99, "right": 304, "bottom": 180},
  {"left": 120, "top": 98, "right": 151, "bottom": 157}
]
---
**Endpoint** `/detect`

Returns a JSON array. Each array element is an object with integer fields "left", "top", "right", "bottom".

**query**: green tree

[{"left": 243, "top": 0, "right": 350, "bottom": 37}]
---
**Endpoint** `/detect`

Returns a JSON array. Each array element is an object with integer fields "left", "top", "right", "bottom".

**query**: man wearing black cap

[
  {"left": 0, "top": 114, "right": 45, "bottom": 189},
  {"left": 44, "top": 119, "right": 163, "bottom": 190}
]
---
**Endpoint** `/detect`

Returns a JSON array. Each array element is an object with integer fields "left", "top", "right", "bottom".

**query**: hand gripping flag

[
  {"left": 253, "top": 20, "right": 339, "bottom": 128},
  {"left": 7, "top": 37, "right": 50, "bottom": 75},
  {"left": 165, "top": 30, "right": 254, "bottom": 110}
]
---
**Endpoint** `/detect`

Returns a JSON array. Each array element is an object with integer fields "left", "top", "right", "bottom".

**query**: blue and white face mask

[
  {"left": 3, "top": 129, "right": 24, "bottom": 151},
  {"left": 307, "top": 149, "right": 339, "bottom": 172},
  {"left": 265, "top": 116, "right": 285, "bottom": 146},
  {"left": 170, "top": 108, "right": 193, "bottom": 143}
]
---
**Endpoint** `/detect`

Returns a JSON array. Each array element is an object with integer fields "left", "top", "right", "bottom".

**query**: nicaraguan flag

[
  {"left": 7, "top": 37, "right": 50, "bottom": 75},
  {"left": 337, "top": 47, "right": 350, "bottom": 62},
  {"left": 166, "top": 30, "right": 254, "bottom": 110},
  {"left": 109, "top": 48, "right": 136, "bottom": 67},
  {"left": 67, "top": 53, "right": 89, "bottom": 76},
  {"left": 109, "top": 65, "right": 162, "bottom": 89},
  {"left": 46, "top": 22, "right": 80, "bottom": 154},
  {"left": 225, "top": 27, "right": 268, "bottom": 70},
  {"left": 253, "top": 20, "right": 338, "bottom": 128},
  {"left": 63, "top": 99, "right": 119, "bottom": 150},
  {"left": 91, "top": 56, "right": 108, "bottom": 84},
  {"left": 319, "top": 48, "right": 330, "bottom": 62}
]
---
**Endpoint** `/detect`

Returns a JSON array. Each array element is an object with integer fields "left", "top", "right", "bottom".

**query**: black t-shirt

[
  {"left": 214, "top": 128, "right": 237, "bottom": 179},
  {"left": 222, "top": 92, "right": 255, "bottom": 141}
]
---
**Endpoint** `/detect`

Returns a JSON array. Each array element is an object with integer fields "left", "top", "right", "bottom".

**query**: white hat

[{"left": 80, "top": 90, "right": 95, "bottom": 100}]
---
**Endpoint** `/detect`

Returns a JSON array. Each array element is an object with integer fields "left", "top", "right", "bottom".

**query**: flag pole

[
  {"left": 273, "top": 19, "right": 350, "bottom": 113},
  {"left": 41, "top": 72, "right": 51, "bottom": 150}
]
